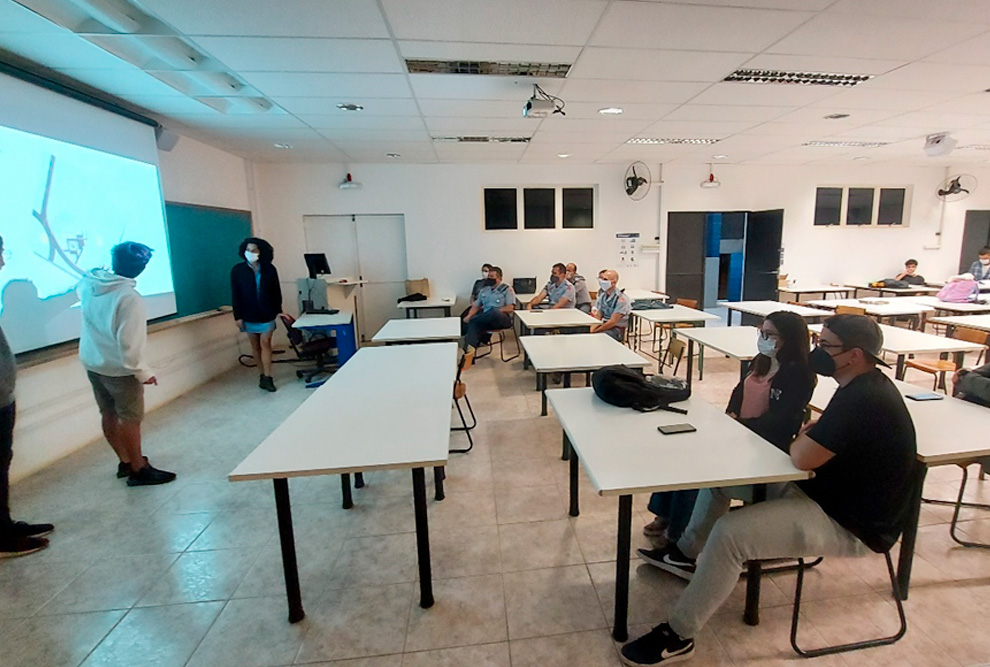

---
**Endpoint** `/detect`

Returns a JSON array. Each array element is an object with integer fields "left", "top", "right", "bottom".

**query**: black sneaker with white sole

[
  {"left": 0, "top": 534, "right": 49, "bottom": 558},
  {"left": 127, "top": 464, "right": 177, "bottom": 487},
  {"left": 621, "top": 622, "right": 695, "bottom": 666},
  {"left": 637, "top": 544, "right": 696, "bottom": 581}
]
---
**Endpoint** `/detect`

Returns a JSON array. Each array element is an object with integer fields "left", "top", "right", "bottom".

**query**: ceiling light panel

[
  {"left": 432, "top": 135, "right": 531, "bottom": 143},
  {"left": 802, "top": 140, "right": 889, "bottom": 147},
  {"left": 627, "top": 138, "right": 720, "bottom": 145},
  {"left": 406, "top": 59, "right": 571, "bottom": 78},
  {"left": 723, "top": 69, "right": 873, "bottom": 86}
]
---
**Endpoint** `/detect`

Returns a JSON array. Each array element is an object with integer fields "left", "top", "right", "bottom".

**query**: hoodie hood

[{"left": 80, "top": 268, "right": 136, "bottom": 296}]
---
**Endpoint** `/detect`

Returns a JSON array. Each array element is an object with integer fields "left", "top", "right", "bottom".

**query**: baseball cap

[{"left": 823, "top": 314, "right": 890, "bottom": 367}]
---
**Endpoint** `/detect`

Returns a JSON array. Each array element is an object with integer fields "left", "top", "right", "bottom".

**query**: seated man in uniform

[
  {"left": 526, "top": 263, "right": 575, "bottom": 310},
  {"left": 566, "top": 263, "right": 593, "bottom": 313},
  {"left": 589, "top": 269, "right": 631, "bottom": 342},
  {"left": 462, "top": 266, "right": 515, "bottom": 364}
]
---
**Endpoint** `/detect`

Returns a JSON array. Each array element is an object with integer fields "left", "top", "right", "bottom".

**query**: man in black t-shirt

[
  {"left": 620, "top": 315, "right": 917, "bottom": 666},
  {"left": 894, "top": 258, "right": 926, "bottom": 286}
]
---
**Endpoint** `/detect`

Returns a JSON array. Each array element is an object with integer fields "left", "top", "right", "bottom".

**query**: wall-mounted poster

[{"left": 616, "top": 232, "right": 639, "bottom": 268}]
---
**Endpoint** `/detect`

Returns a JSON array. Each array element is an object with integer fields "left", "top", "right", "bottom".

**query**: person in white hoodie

[{"left": 78, "top": 242, "right": 175, "bottom": 487}]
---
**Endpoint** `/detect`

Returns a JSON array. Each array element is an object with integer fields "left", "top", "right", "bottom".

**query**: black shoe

[
  {"left": 551, "top": 372, "right": 563, "bottom": 384},
  {"left": 117, "top": 456, "right": 148, "bottom": 478},
  {"left": 9, "top": 521, "right": 54, "bottom": 538},
  {"left": 0, "top": 534, "right": 49, "bottom": 558},
  {"left": 127, "top": 464, "right": 177, "bottom": 487},
  {"left": 637, "top": 544, "right": 696, "bottom": 581},
  {"left": 260, "top": 375, "right": 276, "bottom": 392},
  {"left": 621, "top": 623, "right": 695, "bottom": 666}
]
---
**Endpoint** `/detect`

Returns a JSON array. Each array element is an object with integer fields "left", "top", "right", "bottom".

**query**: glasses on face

[{"left": 818, "top": 341, "right": 847, "bottom": 354}]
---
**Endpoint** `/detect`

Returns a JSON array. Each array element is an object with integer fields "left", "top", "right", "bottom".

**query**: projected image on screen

[{"left": 0, "top": 123, "right": 175, "bottom": 354}]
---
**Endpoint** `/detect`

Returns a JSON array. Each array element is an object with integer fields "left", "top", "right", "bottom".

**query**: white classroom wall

[{"left": 11, "top": 137, "right": 251, "bottom": 482}]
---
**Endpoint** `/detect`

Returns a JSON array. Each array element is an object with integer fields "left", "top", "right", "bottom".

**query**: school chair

[{"left": 905, "top": 326, "right": 987, "bottom": 391}]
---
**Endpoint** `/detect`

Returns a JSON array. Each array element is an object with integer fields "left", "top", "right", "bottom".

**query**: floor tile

[
  {"left": 404, "top": 574, "right": 507, "bottom": 652},
  {"left": 39, "top": 553, "right": 179, "bottom": 615},
  {"left": 494, "top": 485, "right": 567, "bottom": 525},
  {"left": 509, "top": 628, "right": 622, "bottom": 667},
  {"left": 186, "top": 596, "right": 308, "bottom": 667},
  {"left": 402, "top": 642, "right": 509, "bottom": 667},
  {"left": 136, "top": 548, "right": 260, "bottom": 606},
  {"left": 2, "top": 610, "right": 124, "bottom": 667},
  {"left": 0, "top": 556, "right": 90, "bottom": 618},
  {"left": 498, "top": 519, "right": 584, "bottom": 572},
  {"left": 430, "top": 525, "right": 502, "bottom": 579},
  {"left": 326, "top": 533, "right": 419, "bottom": 589},
  {"left": 503, "top": 565, "right": 608, "bottom": 640},
  {"left": 425, "top": 490, "right": 497, "bottom": 532}
]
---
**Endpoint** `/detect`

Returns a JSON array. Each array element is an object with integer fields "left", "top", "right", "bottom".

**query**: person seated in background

[
  {"left": 969, "top": 246, "right": 990, "bottom": 281},
  {"left": 952, "top": 362, "right": 990, "bottom": 477},
  {"left": 639, "top": 311, "right": 816, "bottom": 555},
  {"left": 565, "top": 263, "right": 593, "bottom": 313},
  {"left": 589, "top": 270, "right": 631, "bottom": 342},
  {"left": 461, "top": 262, "right": 493, "bottom": 320},
  {"left": 894, "top": 258, "right": 926, "bottom": 285},
  {"left": 527, "top": 263, "right": 575, "bottom": 310},
  {"left": 462, "top": 266, "right": 515, "bottom": 365},
  {"left": 620, "top": 315, "right": 916, "bottom": 666}
]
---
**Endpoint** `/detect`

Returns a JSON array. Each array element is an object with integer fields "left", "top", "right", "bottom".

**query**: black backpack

[{"left": 592, "top": 365, "right": 690, "bottom": 413}]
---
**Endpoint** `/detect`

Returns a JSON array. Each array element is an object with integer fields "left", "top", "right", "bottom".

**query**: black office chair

[
  {"left": 513, "top": 277, "right": 537, "bottom": 295},
  {"left": 279, "top": 314, "right": 336, "bottom": 382}
]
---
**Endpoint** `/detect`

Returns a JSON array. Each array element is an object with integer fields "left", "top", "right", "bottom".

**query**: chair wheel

[{"left": 296, "top": 370, "right": 305, "bottom": 378}]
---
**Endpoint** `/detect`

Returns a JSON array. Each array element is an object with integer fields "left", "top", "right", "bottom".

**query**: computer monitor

[{"left": 304, "top": 253, "right": 332, "bottom": 279}]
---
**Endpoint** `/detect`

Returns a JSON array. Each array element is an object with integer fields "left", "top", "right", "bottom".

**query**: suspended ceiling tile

[
  {"left": 143, "top": 0, "right": 391, "bottom": 38},
  {"left": 380, "top": 0, "right": 607, "bottom": 45},
  {"left": 424, "top": 117, "right": 542, "bottom": 133},
  {"left": 568, "top": 48, "right": 752, "bottom": 83},
  {"left": 330, "top": 140, "right": 436, "bottom": 155},
  {"left": 876, "top": 111, "right": 990, "bottom": 131},
  {"left": 298, "top": 115, "right": 428, "bottom": 131},
  {"left": 315, "top": 129, "right": 432, "bottom": 142},
  {"left": 272, "top": 97, "right": 421, "bottom": 116},
  {"left": 0, "top": 1, "right": 70, "bottom": 32},
  {"left": 637, "top": 119, "right": 757, "bottom": 138},
  {"left": 740, "top": 54, "right": 906, "bottom": 77},
  {"left": 866, "top": 62, "right": 990, "bottom": 94},
  {"left": 555, "top": 102, "right": 679, "bottom": 121},
  {"left": 923, "top": 32, "right": 990, "bottom": 65},
  {"left": 416, "top": 99, "right": 525, "bottom": 118},
  {"left": 659, "top": 0, "right": 834, "bottom": 8},
  {"left": 129, "top": 94, "right": 233, "bottom": 115},
  {"left": 544, "top": 117, "right": 655, "bottom": 134},
  {"left": 191, "top": 37, "right": 404, "bottom": 74},
  {"left": 408, "top": 74, "right": 563, "bottom": 101},
  {"left": 825, "top": 126, "right": 927, "bottom": 141},
  {"left": 806, "top": 87, "right": 958, "bottom": 111},
  {"left": 663, "top": 104, "right": 795, "bottom": 123},
  {"left": 238, "top": 72, "right": 412, "bottom": 98},
  {"left": 158, "top": 113, "right": 308, "bottom": 130},
  {"left": 686, "top": 82, "right": 842, "bottom": 107},
  {"left": 397, "top": 41, "right": 581, "bottom": 64},
  {"left": 767, "top": 13, "right": 987, "bottom": 61},
  {"left": 826, "top": 0, "right": 990, "bottom": 24},
  {"left": 530, "top": 130, "right": 638, "bottom": 145},
  {"left": 0, "top": 32, "right": 134, "bottom": 69},
  {"left": 591, "top": 2, "right": 815, "bottom": 52},
  {"left": 561, "top": 79, "right": 708, "bottom": 105},
  {"left": 770, "top": 107, "right": 902, "bottom": 126},
  {"left": 57, "top": 68, "right": 191, "bottom": 96}
]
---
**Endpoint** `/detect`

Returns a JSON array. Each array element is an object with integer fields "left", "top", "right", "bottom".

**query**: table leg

[
  {"left": 896, "top": 354, "right": 906, "bottom": 381},
  {"left": 744, "top": 483, "right": 766, "bottom": 626},
  {"left": 613, "top": 494, "right": 633, "bottom": 642},
  {"left": 686, "top": 339, "right": 695, "bottom": 389},
  {"left": 568, "top": 439, "right": 580, "bottom": 517},
  {"left": 434, "top": 466, "right": 446, "bottom": 501},
  {"left": 540, "top": 374, "right": 548, "bottom": 417},
  {"left": 561, "top": 430, "right": 570, "bottom": 461},
  {"left": 444, "top": 307, "right": 451, "bottom": 317},
  {"left": 341, "top": 473, "right": 353, "bottom": 509},
  {"left": 355, "top": 472, "right": 365, "bottom": 488},
  {"left": 897, "top": 464, "right": 927, "bottom": 600},
  {"left": 412, "top": 467, "right": 434, "bottom": 608},
  {"left": 563, "top": 372, "right": 572, "bottom": 388},
  {"left": 273, "top": 478, "right": 305, "bottom": 623},
  {"left": 728, "top": 310, "right": 734, "bottom": 326}
]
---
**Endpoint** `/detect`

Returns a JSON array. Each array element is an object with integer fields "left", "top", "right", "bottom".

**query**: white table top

[
  {"left": 727, "top": 300, "right": 829, "bottom": 319},
  {"left": 805, "top": 298, "right": 934, "bottom": 318},
  {"left": 674, "top": 326, "right": 760, "bottom": 361},
  {"left": 371, "top": 317, "right": 461, "bottom": 343},
  {"left": 808, "top": 323, "right": 986, "bottom": 356},
  {"left": 845, "top": 283, "right": 941, "bottom": 295},
  {"left": 777, "top": 285, "right": 849, "bottom": 295},
  {"left": 929, "top": 314, "right": 990, "bottom": 333},
  {"left": 520, "top": 333, "right": 650, "bottom": 373},
  {"left": 229, "top": 343, "right": 457, "bottom": 481},
  {"left": 294, "top": 311, "right": 354, "bottom": 328},
  {"left": 622, "top": 288, "right": 669, "bottom": 302},
  {"left": 809, "top": 376, "right": 990, "bottom": 466},
  {"left": 628, "top": 304, "right": 721, "bottom": 324},
  {"left": 516, "top": 308, "right": 600, "bottom": 329},
  {"left": 904, "top": 296, "right": 990, "bottom": 315},
  {"left": 546, "top": 388, "right": 809, "bottom": 496},
  {"left": 397, "top": 295, "right": 456, "bottom": 309}
]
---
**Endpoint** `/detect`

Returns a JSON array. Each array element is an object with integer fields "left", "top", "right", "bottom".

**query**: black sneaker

[
  {"left": 637, "top": 544, "right": 696, "bottom": 581},
  {"left": 127, "top": 464, "right": 177, "bottom": 487},
  {"left": 9, "top": 521, "right": 54, "bottom": 538},
  {"left": 0, "top": 534, "right": 49, "bottom": 558},
  {"left": 260, "top": 375, "right": 276, "bottom": 392},
  {"left": 116, "top": 456, "right": 148, "bottom": 478},
  {"left": 621, "top": 623, "right": 695, "bottom": 666}
]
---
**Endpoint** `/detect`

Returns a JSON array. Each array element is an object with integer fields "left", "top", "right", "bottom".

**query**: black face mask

[
  {"left": 481, "top": 278, "right": 496, "bottom": 287},
  {"left": 809, "top": 346, "right": 838, "bottom": 376},
  {"left": 550, "top": 274, "right": 560, "bottom": 285}
]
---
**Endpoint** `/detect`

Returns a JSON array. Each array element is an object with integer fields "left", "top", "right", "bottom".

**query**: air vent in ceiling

[
  {"left": 802, "top": 140, "right": 888, "bottom": 148},
  {"left": 433, "top": 136, "right": 532, "bottom": 143},
  {"left": 627, "top": 137, "right": 719, "bottom": 145},
  {"left": 724, "top": 69, "right": 873, "bottom": 87},
  {"left": 407, "top": 60, "right": 571, "bottom": 78}
]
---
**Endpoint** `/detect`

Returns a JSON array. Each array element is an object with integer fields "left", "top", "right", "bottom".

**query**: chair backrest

[
  {"left": 953, "top": 326, "right": 988, "bottom": 345},
  {"left": 513, "top": 277, "right": 537, "bottom": 294},
  {"left": 666, "top": 338, "right": 686, "bottom": 360},
  {"left": 675, "top": 298, "right": 699, "bottom": 309},
  {"left": 835, "top": 305, "right": 866, "bottom": 316},
  {"left": 279, "top": 314, "right": 305, "bottom": 350}
]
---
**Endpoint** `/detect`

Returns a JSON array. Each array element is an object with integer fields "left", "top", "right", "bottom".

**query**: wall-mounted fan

[
  {"left": 624, "top": 161, "right": 652, "bottom": 201},
  {"left": 937, "top": 174, "right": 977, "bottom": 202}
]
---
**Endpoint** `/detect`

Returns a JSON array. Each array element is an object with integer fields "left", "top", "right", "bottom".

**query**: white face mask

[
  {"left": 482, "top": 271, "right": 490, "bottom": 278},
  {"left": 981, "top": 258, "right": 990, "bottom": 267},
  {"left": 757, "top": 334, "right": 777, "bottom": 358},
  {"left": 245, "top": 250, "right": 260, "bottom": 264},
  {"left": 598, "top": 279, "right": 612, "bottom": 291}
]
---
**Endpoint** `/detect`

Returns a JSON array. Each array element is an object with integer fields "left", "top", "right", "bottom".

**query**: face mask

[
  {"left": 481, "top": 278, "right": 495, "bottom": 287},
  {"left": 981, "top": 259, "right": 990, "bottom": 267},
  {"left": 245, "top": 251, "right": 260, "bottom": 264},
  {"left": 482, "top": 271, "right": 490, "bottom": 278},
  {"left": 809, "top": 346, "right": 839, "bottom": 376},
  {"left": 756, "top": 335, "right": 777, "bottom": 358},
  {"left": 598, "top": 279, "right": 612, "bottom": 291},
  {"left": 550, "top": 274, "right": 560, "bottom": 285}
]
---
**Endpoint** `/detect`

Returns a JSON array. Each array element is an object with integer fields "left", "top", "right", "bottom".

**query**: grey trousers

[{"left": 668, "top": 483, "right": 867, "bottom": 639}]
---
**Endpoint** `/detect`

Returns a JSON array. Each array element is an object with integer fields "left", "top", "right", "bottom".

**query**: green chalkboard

[{"left": 163, "top": 201, "right": 252, "bottom": 318}]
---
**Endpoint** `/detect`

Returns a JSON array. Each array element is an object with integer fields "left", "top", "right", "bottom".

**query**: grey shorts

[{"left": 87, "top": 372, "right": 144, "bottom": 422}]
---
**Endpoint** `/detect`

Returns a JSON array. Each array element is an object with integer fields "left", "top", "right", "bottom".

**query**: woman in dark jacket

[
  {"left": 642, "top": 310, "right": 817, "bottom": 547},
  {"left": 231, "top": 237, "right": 283, "bottom": 392}
]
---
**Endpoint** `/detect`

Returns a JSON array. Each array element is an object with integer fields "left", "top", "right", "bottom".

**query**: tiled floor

[{"left": 2, "top": 341, "right": 990, "bottom": 666}]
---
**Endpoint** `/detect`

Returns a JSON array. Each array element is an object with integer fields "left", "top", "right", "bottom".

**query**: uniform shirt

[
  {"left": 969, "top": 260, "right": 990, "bottom": 281},
  {"left": 545, "top": 278, "right": 576, "bottom": 307},
  {"left": 593, "top": 288, "right": 632, "bottom": 334},
  {"left": 570, "top": 274, "right": 592, "bottom": 307},
  {"left": 474, "top": 283, "right": 516, "bottom": 312},
  {"left": 803, "top": 370, "right": 917, "bottom": 552}
]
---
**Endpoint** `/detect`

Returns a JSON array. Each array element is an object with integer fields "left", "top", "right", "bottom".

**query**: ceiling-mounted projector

[
  {"left": 523, "top": 97, "right": 556, "bottom": 118},
  {"left": 924, "top": 132, "right": 957, "bottom": 157}
]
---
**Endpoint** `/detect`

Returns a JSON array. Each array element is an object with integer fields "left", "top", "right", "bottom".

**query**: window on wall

[
  {"left": 562, "top": 187, "right": 595, "bottom": 229},
  {"left": 484, "top": 188, "right": 517, "bottom": 230},
  {"left": 523, "top": 188, "right": 555, "bottom": 229},
  {"left": 813, "top": 186, "right": 910, "bottom": 227}
]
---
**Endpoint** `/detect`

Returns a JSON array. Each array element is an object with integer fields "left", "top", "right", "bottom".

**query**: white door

[{"left": 304, "top": 214, "right": 408, "bottom": 342}]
